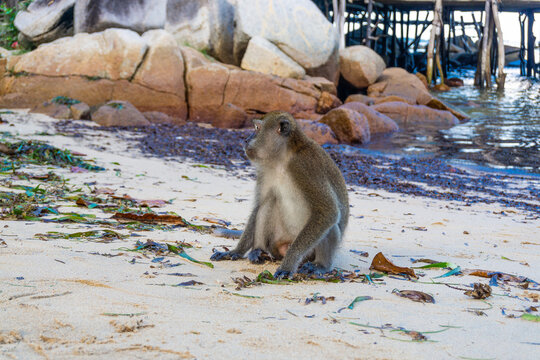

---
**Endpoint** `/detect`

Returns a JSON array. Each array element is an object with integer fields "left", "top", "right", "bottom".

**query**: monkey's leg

[
  {"left": 274, "top": 213, "right": 338, "bottom": 279},
  {"left": 210, "top": 206, "right": 258, "bottom": 261},
  {"left": 298, "top": 225, "right": 340, "bottom": 275}
]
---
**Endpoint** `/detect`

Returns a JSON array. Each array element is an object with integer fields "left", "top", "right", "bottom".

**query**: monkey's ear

[
  {"left": 278, "top": 118, "right": 291, "bottom": 136},
  {"left": 253, "top": 119, "right": 263, "bottom": 131}
]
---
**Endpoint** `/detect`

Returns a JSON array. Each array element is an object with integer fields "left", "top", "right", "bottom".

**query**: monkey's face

[{"left": 244, "top": 112, "right": 294, "bottom": 163}]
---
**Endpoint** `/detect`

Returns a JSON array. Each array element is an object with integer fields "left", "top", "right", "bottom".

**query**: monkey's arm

[{"left": 210, "top": 204, "right": 258, "bottom": 261}]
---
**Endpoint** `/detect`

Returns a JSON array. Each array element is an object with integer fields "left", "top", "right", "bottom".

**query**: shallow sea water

[{"left": 363, "top": 67, "right": 540, "bottom": 175}]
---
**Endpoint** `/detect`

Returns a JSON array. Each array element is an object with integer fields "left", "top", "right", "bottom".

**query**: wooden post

[
  {"left": 485, "top": 9, "right": 494, "bottom": 88},
  {"left": 427, "top": 0, "right": 442, "bottom": 85},
  {"left": 366, "top": 0, "right": 374, "bottom": 48},
  {"left": 477, "top": 0, "right": 491, "bottom": 88},
  {"left": 333, "top": 0, "right": 346, "bottom": 50},
  {"left": 526, "top": 10, "right": 535, "bottom": 77},
  {"left": 491, "top": 0, "right": 505, "bottom": 89}
]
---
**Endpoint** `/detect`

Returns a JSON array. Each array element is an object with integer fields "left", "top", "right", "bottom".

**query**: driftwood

[{"left": 427, "top": 0, "right": 443, "bottom": 85}]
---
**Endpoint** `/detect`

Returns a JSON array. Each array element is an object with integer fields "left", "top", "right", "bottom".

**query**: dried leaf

[
  {"left": 370, "top": 252, "right": 417, "bottom": 278},
  {"left": 393, "top": 289, "right": 435, "bottom": 303},
  {"left": 464, "top": 283, "right": 492, "bottom": 299},
  {"left": 112, "top": 212, "right": 189, "bottom": 226}
]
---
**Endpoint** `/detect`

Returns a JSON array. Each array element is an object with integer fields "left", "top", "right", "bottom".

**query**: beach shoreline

[{"left": 1, "top": 111, "right": 539, "bottom": 360}]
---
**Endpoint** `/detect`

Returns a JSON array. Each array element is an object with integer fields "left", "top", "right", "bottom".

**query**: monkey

[{"left": 210, "top": 111, "right": 349, "bottom": 279}]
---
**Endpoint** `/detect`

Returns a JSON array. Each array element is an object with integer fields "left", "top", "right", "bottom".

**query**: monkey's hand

[
  {"left": 210, "top": 251, "right": 242, "bottom": 261},
  {"left": 298, "top": 262, "right": 327, "bottom": 276},
  {"left": 273, "top": 268, "right": 294, "bottom": 280}
]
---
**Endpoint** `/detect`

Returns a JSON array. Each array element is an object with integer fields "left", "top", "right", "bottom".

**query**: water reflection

[{"left": 363, "top": 67, "right": 540, "bottom": 174}]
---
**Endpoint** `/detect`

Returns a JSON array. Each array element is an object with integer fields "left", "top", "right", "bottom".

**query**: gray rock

[
  {"left": 14, "top": 0, "right": 75, "bottom": 44},
  {"left": 165, "top": 0, "right": 236, "bottom": 65},
  {"left": 340, "top": 45, "right": 386, "bottom": 88},
  {"left": 30, "top": 101, "right": 72, "bottom": 120},
  {"left": 74, "top": 0, "right": 167, "bottom": 34},
  {"left": 240, "top": 36, "right": 305, "bottom": 79},
  {"left": 92, "top": 101, "right": 150, "bottom": 127},
  {"left": 234, "top": 0, "right": 337, "bottom": 71}
]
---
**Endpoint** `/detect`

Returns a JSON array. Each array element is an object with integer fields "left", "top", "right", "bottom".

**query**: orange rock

[
  {"left": 374, "top": 95, "right": 412, "bottom": 105},
  {"left": 297, "top": 120, "right": 338, "bottom": 145},
  {"left": 316, "top": 91, "right": 342, "bottom": 114},
  {"left": 433, "top": 83, "right": 451, "bottom": 92},
  {"left": 368, "top": 67, "right": 432, "bottom": 105},
  {"left": 415, "top": 72, "right": 429, "bottom": 88},
  {"left": 319, "top": 108, "right": 370, "bottom": 144},
  {"left": 340, "top": 102, "right": 398, "bottom": 135},
  {"left": 344, "top": 94, "right": 374, "bottom": 105},
  {"left": 371, "top": 101, "right": 459, "bottom": 128},
  {"left": 92, "top": 101, "right": 150, "bottom": 127},
  {"left": 445, "top": 77, "right": 464, "bottom": 87}
]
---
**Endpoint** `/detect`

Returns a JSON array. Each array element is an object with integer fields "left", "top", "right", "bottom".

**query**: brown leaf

[
  {"left": 464, "top": 283, "right": 492, "bottom": 299},
  {"left": 76, "top": 197, "right": 90, "bottom": 207},
  {"left": 463, "top": 269, "right": 530, "bottom": 283},
  {"left": 111, "top": 213, "right": 189, "bottom": 226},
  {"left": 370, "top": 252, "right": 417, "bottom": 278},
  {"left": 393, "top": 289, "right": 435, "bottom": 303},
  {"left": 94, "top": 187, "right": 116, "bottom": 195}
]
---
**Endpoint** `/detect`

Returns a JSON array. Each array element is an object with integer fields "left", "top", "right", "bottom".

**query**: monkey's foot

[
  {"left": 210, "top": 251, "right": 242, "bottom": 261},
  {"left": 298, "top": 262, "right": 327, "bottom": 276},
  {"left": 273, "top": 269, "right": 293, "bottom": 280},
  {"left": 247, "top": 248, "right": 272, "bottom": 264}
]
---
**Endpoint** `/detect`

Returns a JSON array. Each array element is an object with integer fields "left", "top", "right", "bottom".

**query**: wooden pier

[{"left": 313, "top": 0, "right": 540, "bottom": 89}]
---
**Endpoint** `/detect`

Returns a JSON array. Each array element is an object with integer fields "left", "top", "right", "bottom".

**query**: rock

[
  {"left": 415, "top": 72, "right": 428, "bottom": 88},
  {"left": 320, "top": 108, "right": 370, "bottom": 144},
  {"left": 306, "top": 44, "right": 340, "bottom": 84},
  {"left": 305, "top": 76, "right": 337, "bottom": 96},
  {"left": 143, "top": 111, "right": 185, "bottom": 126},
  {"left": 12, "top": 28, "right": 147, "bottom": 80},
  {"left": 373, "top": 95, "right": 412, "bottom": 105},
  {"left": 341, "top": 102, "right": 398, "bottom": 135},
  {"left": 345, "top": 94, "right": 374, "bottom": 106},
  {"left": 240, "top": 36, "right": 305, "bottom": 79},
  {"left": 14, "top": 0, "right": 75, "bottom": 44},
  {"left": 234, "top": 0, "right": 337, "bottom": 73},
  {"left": 425, "top": 97, "right": 469, "bottom": 121},
  {"left": 132, "top": 30, "right": 187, "bottom": 119},
  {"left": 74, "top": 0, "right": 167, "bottom": 34},
  {"left": 0, "top": 47, "right": 12, "bottom": 59},
  {"left": 368, "top": 67, "right": 432, "bottom": 105},
  {"left": 30, "top": 101, "right": 72, "bottom": 120},
  {"left": 316, "top": 91, "right": 341, "bottom": 114},
  {"left": 339, "top": 45, "right": 386, "bottom": 89},
  {"left": 70, "top": 102, "right": 90, "bottom": 120},
  {"left": 371, "top": 102, "right": 460, "bottom": 128},
  {"left": 445, "top": 77, "right": 464, "bottom": 87},
  {"left": 92, "top": 101, "right": 150, "bottom": 127},
  {"left": 165, "top": 0, "right": 236, "bottom": 65},
  {"left": 433, "top": 83, "right": 451, "bottom": 92},
  {"left": 298, "top": 120, "right": 338, "bottom": 145},
  {"left": 182, "top": 46, "right": 323, "bottom": 128}
]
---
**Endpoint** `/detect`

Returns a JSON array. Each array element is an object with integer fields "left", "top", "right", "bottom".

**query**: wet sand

[{"left": 1, "top": 111, "right": 539, "bottom": 360}]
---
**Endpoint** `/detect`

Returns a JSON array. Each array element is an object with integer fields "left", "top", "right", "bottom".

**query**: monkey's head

[{"left": 244, "top": 111, "right": 298, "bottom": 163}]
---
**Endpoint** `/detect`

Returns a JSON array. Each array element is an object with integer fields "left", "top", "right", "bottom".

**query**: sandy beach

[{"left": 1, "top": 111, "right": 539, "bottom": 360}]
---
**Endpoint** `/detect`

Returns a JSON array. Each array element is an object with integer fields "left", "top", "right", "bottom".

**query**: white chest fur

[{"left": 256, "top": 165, "right": 310, "bottom": 247}]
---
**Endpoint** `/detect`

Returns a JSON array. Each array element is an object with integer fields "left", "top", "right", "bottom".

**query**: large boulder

[
  {"left": 234, "top": 0, "right": 337, "bottom": 79},
  {"left": 368, "top": 67, "right": 432, "bottom": 105},
  {"left": 240, "top": 36, "right": 305, "bottom": 79},
  {"left": 92, "top": 101, "right": 150, "bottom": 127},
  {"left": 1, "top": 29, "right": 187, "bottom": 118},
  {"left": 132, "top": 30, "right": 187, "bottom": 119},
  {"left": 341, "top": 102, "right": 398, "bottom": 135},
  {"left": 344, "top": 94, "right": 374, "bottom": 106},
  {"left": 371, "top": 102, "right": 460, "bottom": 128},
  {"left": 319, "top": 108, "right": 370, "bottom": 144},
  {"left": 14, "top": 0, "right": 75, "bottom": 44},
  {"left": 182, "top": 46, "right": 330, "bottom": 128},
  {"left": 11, "top": 28, "right": 147, "bottom": 80},
  {"left": 339, "top": 45, "right": 386, "bottom": 88},
  {"left": 298, "top": 120, "right": 338, "bottom": 145},
  {"left": 165, "top": 0, "right": 236, "bottom": 65},
  {"left": 74, "top": 0, "right": 167, "bottom": 34}
]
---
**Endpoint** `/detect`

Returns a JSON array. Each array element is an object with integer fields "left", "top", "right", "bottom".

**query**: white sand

[{"left": 0, "top": 111, "right": 539, "bottom": 360}]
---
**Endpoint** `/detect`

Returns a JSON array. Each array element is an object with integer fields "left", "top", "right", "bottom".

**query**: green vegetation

[{"left": 0, "top": 1, "right": 35, "bottom": 50}]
